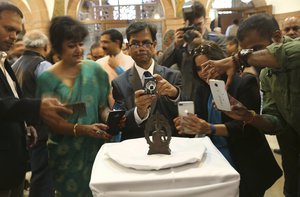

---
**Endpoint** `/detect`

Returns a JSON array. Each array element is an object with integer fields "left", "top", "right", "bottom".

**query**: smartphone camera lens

[{"left": 214, "top": 83, "right": 218, "bottom": 87}]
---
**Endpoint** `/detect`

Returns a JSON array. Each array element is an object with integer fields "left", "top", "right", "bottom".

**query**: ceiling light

[{"left": 241, "top": 0, "right": 252, "bottom": 3}]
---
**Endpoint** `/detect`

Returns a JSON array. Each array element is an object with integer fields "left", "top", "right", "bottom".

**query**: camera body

[
  {"left": 179, "top": 25, "right": 200, "bottom": 44},
  {"left": 144, "top": 76, "right": 157, "bottom": 95}
]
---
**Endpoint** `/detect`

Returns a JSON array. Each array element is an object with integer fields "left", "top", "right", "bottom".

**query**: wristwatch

[{"left": 238, "top": 49, "right": 253, "bottom": 68}]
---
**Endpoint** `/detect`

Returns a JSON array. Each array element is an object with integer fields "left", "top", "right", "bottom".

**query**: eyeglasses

[
  {"left": 190, "top": 44, "right": 211, "bottom": 56},
  {"left": 284, "top": 26, "right": 300, "bottom": 32},
  {"left": 128, "top": 40, "right": 153, "bottom": 49}
]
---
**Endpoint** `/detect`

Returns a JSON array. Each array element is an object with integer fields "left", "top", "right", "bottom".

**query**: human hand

[
  {"left": 221, "top": 95, "right": 252, "bottom": 121},
  {"left": 26, "top": 126, "right": 37, "bottom": 148},
  {"left": 201, "top": 56, "right": 236, "bottom": 89},
  {"left": 119, "top": 115, "right": 126, "bottom": 129},
  {"left": 135, "top": 90, "right": 156, "bottom": 119},
  {"left": 153, "top": 74, "right": 178, "bottom": 98},
  {"left": 82, "top": 123, "right": 111, "bottom": 140},
  {"left": 40, "top": 98, "right": 73, "bottom": 127},
  {"left": 174, "top": 28, "right": 185, "bottom": 48},
  {"left": 174, "top": 114, "right": 210, "bottom": 135}
]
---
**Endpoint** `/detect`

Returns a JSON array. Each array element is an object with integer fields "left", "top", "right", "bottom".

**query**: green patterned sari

[{"left": 36, "top": 60, "right": 110, "bottom": 197}]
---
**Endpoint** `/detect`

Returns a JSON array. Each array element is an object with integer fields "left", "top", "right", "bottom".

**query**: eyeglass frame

[{"left": 128, "top": 40, "right": 154, "bottom": 49}]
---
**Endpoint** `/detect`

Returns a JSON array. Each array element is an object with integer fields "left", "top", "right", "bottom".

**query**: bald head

[{"left": 282, "top": 17, "right": 300, "bottom": 39}]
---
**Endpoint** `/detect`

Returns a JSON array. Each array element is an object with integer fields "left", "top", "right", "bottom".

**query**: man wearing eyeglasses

[
  {"left": 111, "top": 21, "right": 182, "bottom": 141},
  {"left": 282, "top": 16, "right": 300, "bottom": 39}
]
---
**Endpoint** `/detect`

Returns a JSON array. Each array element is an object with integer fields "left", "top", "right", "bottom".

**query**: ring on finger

[{"left": 96, "top": 130, "right": 102, "bottom": 135}]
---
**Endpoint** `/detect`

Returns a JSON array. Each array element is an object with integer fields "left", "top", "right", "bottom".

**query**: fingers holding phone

[
  {"left": 177, "top": 101, "right": 195, "bottom": 134},
  {"left": 85, "top": 123, "right": 111, "bottom": 140},
  {"left": 106, "top": 110, "right": 126, "bottom": 136}
]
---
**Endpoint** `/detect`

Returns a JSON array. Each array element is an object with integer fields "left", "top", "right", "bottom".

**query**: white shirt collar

[
  {"left": 0, "top": 51, "right": 7, "bottom": 73},
  {"left": 134, "top": 59, "right": 155, "bottom": 83}
]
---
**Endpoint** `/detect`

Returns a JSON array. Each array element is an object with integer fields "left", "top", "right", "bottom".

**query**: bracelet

[
  {"left": 210, "top": 124, "right": 217, "bottom": 135},
  {"left": 244, "top": 110, "right": 256, "bottom": 125},
  {"left": 73, "top": 123, "right": 79, "bottom": 137}
]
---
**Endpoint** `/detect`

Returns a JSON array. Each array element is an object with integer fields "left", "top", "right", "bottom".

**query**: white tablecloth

[{"left": 90, "top": 137, "right": 240, "bottom": 197}]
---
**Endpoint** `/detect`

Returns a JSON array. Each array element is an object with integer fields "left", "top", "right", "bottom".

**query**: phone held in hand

[
  {"left": 208, "top": 79, "right": 231, "bottom": 111},
  {"left": 178, "top": 101, "right": 194, "bottom": 132},
  {"left": 106, "top": 110, "right": 125, "bottom": 136},
  {"left": 64, "top": 102, "right": 87, "bottom": 117}
]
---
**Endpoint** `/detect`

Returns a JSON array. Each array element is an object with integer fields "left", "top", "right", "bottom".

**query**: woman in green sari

[{"left": 36, "top": 16, "right": 111, "bottom": 196}]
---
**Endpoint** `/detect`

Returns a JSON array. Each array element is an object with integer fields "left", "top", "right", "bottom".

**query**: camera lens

[
  {"left": 214, "top": 83, "right": 218, "bottom": 87},
  {"left": 183, "top": 30, "right": 197, "bottom": 44}
]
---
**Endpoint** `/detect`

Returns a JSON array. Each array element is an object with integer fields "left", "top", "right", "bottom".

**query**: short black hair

[
  {"left": 0, "top": 2, "right": 23, "bottom": 19},
  {"left": 49, "top": 16, "right": 88, "bottom": 55},
  {"left": 193, "top": 1, "right": 206, "bottom": 19},
  {"left": 233, "top": 18, "right": 239, "bottom": 25},
  {"left": 101, "top": 29, "right": 123, "bottom": 49},
  {"left": 126, "top": 21, "right": 157, "bottom": 42},
  {"left": 237, "top": 14, "right": 279, "bottom": 42}
]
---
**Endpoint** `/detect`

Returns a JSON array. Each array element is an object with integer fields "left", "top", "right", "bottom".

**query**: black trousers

[
  {"left": 276, "top": 128, "right": 300, "bottom": 197},
  {"left": 29, "top": 141, "right": 54, "bottom": 197},
  {"left": 0, "top": 181, "right": 24, "bottom": 197}
]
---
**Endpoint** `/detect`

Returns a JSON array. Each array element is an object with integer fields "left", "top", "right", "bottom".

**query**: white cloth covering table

[{"left": 90, "top": 137, "right": 240, "bottom": 197}]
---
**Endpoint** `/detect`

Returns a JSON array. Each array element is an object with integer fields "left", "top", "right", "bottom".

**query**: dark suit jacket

[
  {"left": 194, "top": 73, "right": 282, "bottom": 196},
  {"left": 0, "top": 61, "right": 40, "bottom": 190},
  {"left": 112, "top": 63, "right": 182, "bottom": 141}
]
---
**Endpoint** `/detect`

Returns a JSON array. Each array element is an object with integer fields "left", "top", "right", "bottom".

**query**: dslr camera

[
  {"left": 179, "top": 25, "right": 200, "bottom": 44},
  {"left": 144, "top": 75, "right": 156, "bottom": 95}
]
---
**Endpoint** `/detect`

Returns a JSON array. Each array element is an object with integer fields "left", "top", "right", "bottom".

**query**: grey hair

[{"left": 23, "top": 30, "right": 49, "bottom": 48}]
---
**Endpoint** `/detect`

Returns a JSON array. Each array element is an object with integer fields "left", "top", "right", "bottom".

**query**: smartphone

[
  {"left": 64, "top": 102, "right": 87, "bottom": 117},
  {"left": 106, "top": 110, "right": 125, "bottom": 136},
  {"left": 209, "top": 79, "right": 231, "bottom": 111},
  {"left": 178, "top": 101, "right": 194, "bottom": 132}
]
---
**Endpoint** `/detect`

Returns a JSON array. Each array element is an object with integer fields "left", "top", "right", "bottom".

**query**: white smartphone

[
  {"left": 209, "top": 79, "right": 231, "bottom": 111},
  {"left": 178, "top": 101, "right": 194, "bottom": 132}
]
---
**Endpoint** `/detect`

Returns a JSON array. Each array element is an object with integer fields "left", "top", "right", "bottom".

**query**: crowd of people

[{"left": 0, "top": 1, "right": 300, "bottom": 197}]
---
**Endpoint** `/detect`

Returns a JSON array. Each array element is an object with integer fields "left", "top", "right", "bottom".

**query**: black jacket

[
  {"left": 112, "top": 63, "right": 182, "bottom": 141},
  {"left": 194, "top": 73, "right": 282, "bottom": 196},
  {"left": 0, "top": 60, "right": 40, "bottom": 190}
]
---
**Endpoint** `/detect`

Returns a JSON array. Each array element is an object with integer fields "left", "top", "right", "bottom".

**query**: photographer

[
  {"left": 111, "top": 21, "right": 182, "bottom": 141},
  {"left": 158, "top": 1, "right": 226, "bottom": 100}
]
